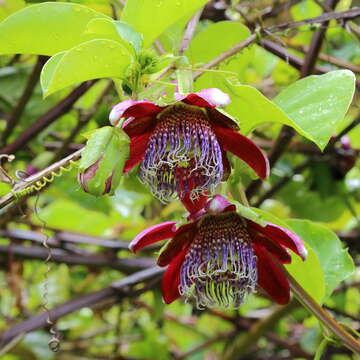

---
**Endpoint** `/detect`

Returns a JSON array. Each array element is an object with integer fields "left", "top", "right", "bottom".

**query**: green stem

[
  {"left": 284, "top": 268, "right": 360, "bottom": 354},
  {"left": 314, "top": 338, "right": 328, "bottom": 360}
]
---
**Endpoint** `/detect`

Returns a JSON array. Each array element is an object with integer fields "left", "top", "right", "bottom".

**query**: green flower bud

[{"left": 78, "top": 126, "right": 130, "bottom": 196}]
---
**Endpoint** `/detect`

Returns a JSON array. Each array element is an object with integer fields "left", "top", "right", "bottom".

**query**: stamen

[
  {"left": 179, "top": 213, "right": 257, "bottom": 309},
  {"left": 140, "top": 104, "right": 224, "bottom": 202}
]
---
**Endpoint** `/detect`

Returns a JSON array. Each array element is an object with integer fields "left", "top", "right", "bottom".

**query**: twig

[
  {"left": 285, "top": 43, "right": 360, "bottom": 73},
  {"left": 179, "top": 8, "right": 203, "bottom": 55},
  {"left": 268, "top": 7, "right": 360, "bottom": 34},
  {"left": 332, "top": 116, "right": 360, "bottom": 143},
  {"left": 285, "top": 268, "right": 360, "bottom": 354},
  {"left": 300, "top": 0, "right": 340, "bottom": 77},
  {"left": 1, "top": 56, "right": 47, "bottom": 145},
  {"left": 193, "top": 34, "right": 257, "bottom": 79}
]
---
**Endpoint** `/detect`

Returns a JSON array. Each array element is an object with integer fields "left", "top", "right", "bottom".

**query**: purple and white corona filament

[
  {"left": 140, "top": 104, "right": 224, "bottom": 202},
  {"left": 109, "top": 88, "right": 269, "bottom": 213},
  {"left": 179, "top": 212, "right": 257, "bottom": 308}
]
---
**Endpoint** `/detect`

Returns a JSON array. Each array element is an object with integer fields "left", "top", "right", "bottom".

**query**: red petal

[
  {"left": 129, "top": 221, "right": 176, "bottom": 253},
  {"left": 109, "top": 100, "right": 163, "bottom": 125},
  {"left": 250, "top": 231, "right": 291, "bottom": 264},
  {"left": 207, "top": 108, "right": 239, "bottom": 131},
  {"left": 214, "top": 126, "right": 269, "bottom": 180},
  {"left": 162, "top": 247, "right": 188, "bottom": 304},
  {"left": 248, "top": 221, "right": 307, "bottom": 260},
  {"left": 181, "top": 192, "right": 208, "bottom": 214},
  {"left": 253, "top": 243, "right": 290, "bottom": 305},
  {"left": 124, "top": 132, "right": 152, "bottom": 173},
  {"left": 122, "top": 116, "right": 156, "bottom": 137},
  {"left": 157, "top": 222, "right": 197, "bottom": 267},
  {"left": 222, "top": 151, "right": 231, "bottom": 181}
]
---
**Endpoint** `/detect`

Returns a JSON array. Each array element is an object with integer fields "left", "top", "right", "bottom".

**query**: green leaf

[
  {"left": 121, "top": 0, "right": 208, "bottom": 47},
  {"left": 0, "top": 2, "right": 109, "bottom": 55},
  {"left": 223, "top": 81, "right": 293, "bottom": 133},
  {"left": 274, "top": 70, "right": 356, "bottom": 150},
  {"left": 251, "top": 208, "right": 325, "bottom": 304},
  {"left": 287, "top": 219, "right": 355, "bottom": 299},
  {"left": 41, "top": 39, "right": 133, "bottom": 96}
]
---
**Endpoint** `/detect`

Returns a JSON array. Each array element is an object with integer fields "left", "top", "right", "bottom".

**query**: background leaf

[
  {"left": 121, "top": 0, "right": 209, "bottom": 47},
  {"left": 0, "top": 2, "right": 108, "bottom": 55}
]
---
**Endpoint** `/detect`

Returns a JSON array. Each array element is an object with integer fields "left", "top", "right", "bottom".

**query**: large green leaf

[
  {"left": 41, "top": 39, "right": 133, "bottom": 96},
  {"left": 0, "top": 2, "right": 109, "bottom": 55},
  {"left": 121, "top": 0, "right": 208, "bottom": 47},
  {"left": 287, "top": 219, "right": 355, "bottom": 299},
  {"left": 223, "top": 82, "right": 294, "bottom": 134},
  {"left": 200, "top": 71, "right": 355, "bottom": 150},
  {"left": 250, "top": 208, "right": 325, "bottom": 303},
  {"left": 274, "top": 70, "right": 356, "bottom": 150}
]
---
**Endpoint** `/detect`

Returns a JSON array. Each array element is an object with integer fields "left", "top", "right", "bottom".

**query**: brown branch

[
  {"left": 285, "top": 43, "right": 360, "bottom": 73},
  {"left": 0, "top": 244, "right": 154, "bottom": 272},
  {"left": 1, "top": 228, "right": 131, "bottom": 251},
  {"left": 0, "top": 266, "right": 163, "bottom": 347},
  {"left": 332, "top": 116, "right": 360, "bottom": 143},
  {"left": 268, "top": 7, "right": 360, "bottom": 34},
  {"left": 1, "top": 56, "right": 48, "bottom": 145},
  {"left": 0, "top": 81, "right": 96, "bottom": 155},
  {"left": 260, "top": 0, "right": 302, "bottom": 20},
  {"left": 300, "top": 0, "right": 340, "bottom": 76},
  {"left": 179, "top": 8, "right": 203, "bottom": 56}
]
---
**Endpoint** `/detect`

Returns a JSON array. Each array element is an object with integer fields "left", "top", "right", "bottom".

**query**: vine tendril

[{"left": 12, "top": 160, "right": 78, "bottom": 199}]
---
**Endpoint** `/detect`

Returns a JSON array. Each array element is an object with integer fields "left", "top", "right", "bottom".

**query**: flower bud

[{"left": 78, "top": 126, "right": 130, "bottom": 196}]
